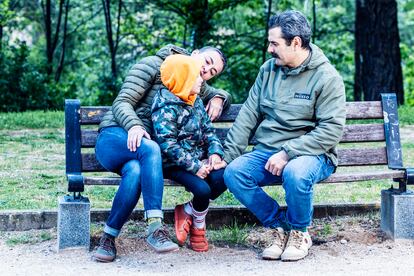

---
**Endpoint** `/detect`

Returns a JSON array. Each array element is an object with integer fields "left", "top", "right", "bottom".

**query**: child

[{"left": 151, "top": 54, "right": 227, "bottom": 252}]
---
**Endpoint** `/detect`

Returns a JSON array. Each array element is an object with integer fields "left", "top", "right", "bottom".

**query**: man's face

[
  {"left": 191, "top": 50, "right": 224, "bottom": 81},
  {"left": 267, "top": 27, "right": 296, "bottom": 67}
]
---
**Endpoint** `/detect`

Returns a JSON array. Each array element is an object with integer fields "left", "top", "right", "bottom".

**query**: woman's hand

[{"left": 127, "top": 126, "right": 151, "bottom": 152}]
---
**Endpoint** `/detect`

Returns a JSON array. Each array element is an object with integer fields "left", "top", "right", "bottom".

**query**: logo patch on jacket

[{"left": 294, "top": 92, "right": 311, "bottom": 100}]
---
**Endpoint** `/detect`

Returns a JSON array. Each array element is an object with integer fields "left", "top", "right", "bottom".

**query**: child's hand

[
  {"left": 196, "top": 164, "right": 211, "bottom": 179},
  {"left": 208, "top": 154, "right": 222, "bottom": 168},
  {"left": 213, "top": 160, "right": 227, "bottom": 170}
]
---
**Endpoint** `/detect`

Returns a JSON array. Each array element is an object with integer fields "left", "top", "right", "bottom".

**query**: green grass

[
  {"left": 5, "top": 230, "right": 53, "bottom": 246},
  {"left": 0, "top": 110, "right": 64, "bottom": 130},
  {"left": 209, "top": 221, "right": 250, "bottom": 245},
  {"left": 397, "top": 105, "right": 414, "bottom": 126},
  {"left": 0, "top": 109, "right": 413, "bottom": 210}
]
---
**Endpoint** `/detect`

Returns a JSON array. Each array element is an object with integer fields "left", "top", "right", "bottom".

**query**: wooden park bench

[{"left": 60, "top": 93, "right": 413, "bottom": 250}]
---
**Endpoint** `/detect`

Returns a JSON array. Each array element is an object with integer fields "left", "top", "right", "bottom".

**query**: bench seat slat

[
  {"left": 83, "top": 170, "right": 404, "bottom": 186},
  {"left": 340, "top": 124, "right": 384, "bottom": 142},
  {"left": 80, "top": 123, "right": 386, "bottom": 148},
  {"left": 81, "top": 147, "right": 388, "bottom": 172},
  {"left": 338, "top": 147, "right": 387, "bottom": 166},
  {"left": 79, "top": 101, "right": 383, "bottom": 125}
]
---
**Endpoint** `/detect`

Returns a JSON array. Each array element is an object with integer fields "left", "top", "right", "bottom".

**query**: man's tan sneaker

[
  {"left": 281, "top": 230, "right": 312, "bottom": 261},
  {"left": 262, "top": 227, "right": 288, "bottom": 260}
]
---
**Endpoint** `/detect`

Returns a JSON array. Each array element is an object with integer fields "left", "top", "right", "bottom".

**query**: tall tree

[
  {"left": 102, "top": 0, "right": 122, "bottom": 80},
  {"left": 262, "top": 0, "right": 272, "bottom": 63},
  {"left": 354, "top": 0, "right": 404, "bottom": 104},
  {"left": 152, "top": 0, "right": 249, "bottom": 49},
  {"left": 41, "top": 0, "right": 70, "bottom": 79}
]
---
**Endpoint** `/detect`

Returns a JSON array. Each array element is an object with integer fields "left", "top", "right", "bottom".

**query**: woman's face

[{"left": 190, "top": 75, "right": 203, "bottom": 94}]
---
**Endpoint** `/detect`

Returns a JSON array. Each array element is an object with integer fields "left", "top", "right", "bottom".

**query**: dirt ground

[{"left": 1, "top": 214, "right": 414, "bottom": 276}]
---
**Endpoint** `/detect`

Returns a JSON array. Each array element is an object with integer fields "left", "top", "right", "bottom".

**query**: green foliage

[
  {"left": 1, "top": 0, "right": 414, "bottom": 108},
  {"left": 0, "top": 0, "right": 14, "bottom": 26},
  {"left": 0, "top": 42, "right": 75, "bottom": 112},
  {"left": 399, "top": 0, "right": 414, "bottom": 105}
]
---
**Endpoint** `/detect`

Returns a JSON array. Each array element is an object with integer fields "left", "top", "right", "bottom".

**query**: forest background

[{"left": 0, "top": 0, "right": 413, "bottom": 111}]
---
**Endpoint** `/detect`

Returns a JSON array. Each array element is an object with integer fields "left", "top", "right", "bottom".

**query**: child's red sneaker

[
  {"left": 174, "top": 204, "right": 192, "bottom": 245},
  {"left": 189, "top": 227, "right": 209, "bottom": 252}
]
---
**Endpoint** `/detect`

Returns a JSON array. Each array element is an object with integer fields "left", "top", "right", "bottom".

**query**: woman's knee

[
  {"left": 121, "top": 160, "right": 141, "bottom": 178},
  {"left": 140, "top": 139, "right": 161, "bottom": 155}
]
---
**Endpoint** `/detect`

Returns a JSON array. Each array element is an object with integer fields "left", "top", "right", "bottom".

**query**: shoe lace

[
  {"left": 270, "top": 229, "right": 286, "bottom": 248},
  {"left": 99, "top": 236, "right": 115, "bottom": 252},
  {"left": 286, "top": 230, "right": 303, "bottom": 249},
  {"left": 153, "top": 227, "right": 171, "bottom": 244}
]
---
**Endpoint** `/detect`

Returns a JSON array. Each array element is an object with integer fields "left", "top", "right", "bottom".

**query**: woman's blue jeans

[
  {"left": 95, "top": 126, "right": 164, "bottom": 237},
  {"left": 224, "top": 150, "right": 335, "bottom": 231}
]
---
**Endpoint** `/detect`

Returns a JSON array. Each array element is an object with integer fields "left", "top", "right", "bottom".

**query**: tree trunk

[
  {"left": 190, "top": 0, "right": 211, "bottom": 49},
  {"left": 55, "top": 0, "right": 70, "bottom": 82},
  {"left": 312, "top": 0, "right": 316, "bottom": 42},
  {"left": 0, "top": 25, "right": 3, "bottom": 51},
  {"left": 262, "top": 0, "right": 272, "bottom": 64},
  {"left": 42, "top": 0, "right": 64, "bottom": 77},
  {"left": 354, "top": 0, "right": 404, "bottom": 104},
  {"left": 43, "top": 0, "right": 53, "bottom": 75},
  {"left": 102, "top": 0, "right": 121, "bottom": 80}
]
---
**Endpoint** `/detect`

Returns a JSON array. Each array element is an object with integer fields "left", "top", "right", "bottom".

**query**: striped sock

[
  {"left": 192, "top": 206, "right": 208, "bottom": 229},
  {"left": 184, "top": 201, "right": 193, "bottom": 216}
]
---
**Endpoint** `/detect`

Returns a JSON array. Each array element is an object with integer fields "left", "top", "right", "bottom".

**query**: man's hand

[
  {"left": 196, "top": 164, "right": 212, "bottom": 179},
  {"left": 205, "top": 97, "right": 224, "bottom": 121},
  {"left": 213, "top": 160, "right": 227, "bottom": 170},
  {"left": 208, "top": 154, "right": 222, "bottom": 168},
  {"left": 265, "top": 150, "right": 289, "bottom": 176},
  {"left": 127, "top": 126, "right": 151, "bottom": 152}
]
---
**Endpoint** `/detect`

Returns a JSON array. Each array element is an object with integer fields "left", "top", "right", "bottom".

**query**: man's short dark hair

[
  {"left": 268, "top": 10, "right": 312, "bottom": 49},
  {"left": 198, "top": 46, "right": 227, "bottom": 72}
]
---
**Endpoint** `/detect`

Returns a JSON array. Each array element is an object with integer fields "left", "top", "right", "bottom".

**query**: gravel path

[{"left": 1, "top": 215, "right": 414, "bottom": 276}]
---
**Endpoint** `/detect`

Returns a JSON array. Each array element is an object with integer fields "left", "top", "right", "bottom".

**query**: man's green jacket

[{"left": 224, "top": 44, "right": 346, "bottom": 167}]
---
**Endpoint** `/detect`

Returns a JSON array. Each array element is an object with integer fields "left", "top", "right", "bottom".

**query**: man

[
  {"left": 218, "top": 10, "right": 346, "bottom": 261},
  {"left": 94, "top": 44, "right": 231, "bottom": 262}
]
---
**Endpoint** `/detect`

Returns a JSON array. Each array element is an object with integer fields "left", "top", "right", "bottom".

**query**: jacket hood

[
  {"left": 156, "top": 44, "right": 190, "bottom": 60},
  {"left": 160, "top": 54, "right": 202, "bottom": 106},
  {"left": 152, "top": 88, "right": 191, "bottom": 113},
  {"left": 281, "top": 43, "right": 330, "bottom": 76}
]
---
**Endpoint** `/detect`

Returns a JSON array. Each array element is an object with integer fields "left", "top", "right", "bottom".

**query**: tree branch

[
  {"left": 55, "top": 0, "right": 70, "bottom": 82},
  {"left": 51, "top": 0, "right": 64, "bottom": 55}
]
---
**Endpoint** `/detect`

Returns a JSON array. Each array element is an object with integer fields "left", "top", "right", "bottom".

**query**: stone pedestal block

[
  {"left": 57, "top": 195, "right": 90, "bottom": 251},
  {"left": 381, "top": 189, "right": 414, "bottom": 240}
]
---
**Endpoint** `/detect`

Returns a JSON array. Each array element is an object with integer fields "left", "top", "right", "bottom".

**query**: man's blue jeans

[
  {"left": 224, "top": 150, "right": 335, "bottom": 231},
  {"left": 95, "top": 126, "right": 164, "bottom": 237}
]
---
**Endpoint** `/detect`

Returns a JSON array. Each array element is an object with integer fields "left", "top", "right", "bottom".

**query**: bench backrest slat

[
  {"left": 79, "top": 102, "right": 384, "bottom": 125},
  {"left": 80, "top": 123, "right": 385, "bottom": 148}
]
